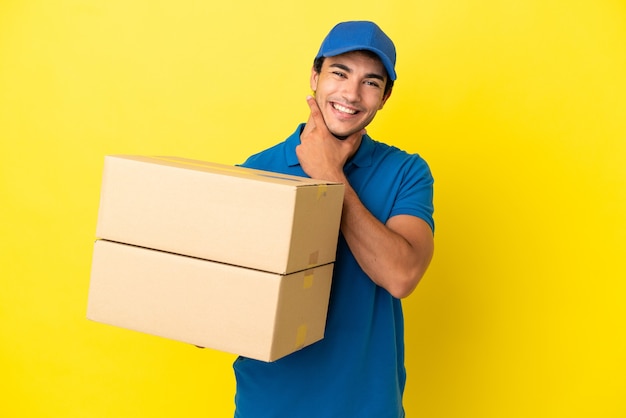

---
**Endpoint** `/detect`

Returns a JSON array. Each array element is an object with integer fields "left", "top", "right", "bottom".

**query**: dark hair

[{"left": 313, "top": 51, "right": 394, "bottom": 97}]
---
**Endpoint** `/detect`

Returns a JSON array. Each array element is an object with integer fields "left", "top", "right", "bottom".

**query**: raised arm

[{"left": 297, "top": 96, "right": 434, "bottom": 298}]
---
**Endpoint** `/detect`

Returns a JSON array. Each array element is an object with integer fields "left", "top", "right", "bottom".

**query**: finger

[{"left": 306, "top": 95, "right": 328, "bottom": 132}]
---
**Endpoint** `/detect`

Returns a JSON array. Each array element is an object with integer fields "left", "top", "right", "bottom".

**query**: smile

[{"left": 332, "top": 102, "right": 358, "bottom": 115}]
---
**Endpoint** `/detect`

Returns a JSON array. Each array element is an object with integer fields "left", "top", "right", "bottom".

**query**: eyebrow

[{"left": 329, "top": 63, "right": 386, "bottom": 82}]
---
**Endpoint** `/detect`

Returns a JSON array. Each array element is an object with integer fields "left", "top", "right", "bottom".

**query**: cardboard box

[
  {"left": 95, "top": 155, "right": 344, "bottom": 274},
  {"left": 87, "top": 240, "right": 334, "bottom": 362}
]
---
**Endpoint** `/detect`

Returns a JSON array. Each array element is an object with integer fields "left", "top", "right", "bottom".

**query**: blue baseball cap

[{"left": 315, "top": 21, "right": 397, "bottom": 81}]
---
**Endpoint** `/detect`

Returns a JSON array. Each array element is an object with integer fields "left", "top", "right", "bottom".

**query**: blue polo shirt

[{"left": 234, "top": 124, "right": 434, "bottom": 418}]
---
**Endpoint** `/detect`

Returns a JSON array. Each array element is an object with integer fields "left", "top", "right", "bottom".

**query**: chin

[{"left": 329, "top": 128, "right": 360, "bottom": 140}]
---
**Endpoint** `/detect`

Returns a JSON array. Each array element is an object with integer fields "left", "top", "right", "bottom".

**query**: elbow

[
  {"left": 388, "top": 286, "right": 414, "bottom": 300},
  {"left": 386, "top": 269, "right": 425, "bottom": 299},
  {"left": 386, "top": 259, "right": 432, "bottom": 299}
]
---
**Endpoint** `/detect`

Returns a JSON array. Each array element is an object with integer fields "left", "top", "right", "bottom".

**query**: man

[{"left": 234, "top": 21, "right": 434, "bottom": 417}]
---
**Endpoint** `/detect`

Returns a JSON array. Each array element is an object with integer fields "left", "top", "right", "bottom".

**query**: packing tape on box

[
  {"left": 308, "top": 251, "right": 319, "bottom": 267},
  {"left": 303, "top": 270, "right": 314, "bottom": 289},
  {"left": 316, "top": 184, "right": 328, "bottom": 199},
  {"left": 295, "top": 325, "right": 307, "bottom": 349}
]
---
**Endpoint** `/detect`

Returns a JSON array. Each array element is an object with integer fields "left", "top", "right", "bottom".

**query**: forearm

[{"left": 340, "top": 182, "right": 434, "bottom": 299}]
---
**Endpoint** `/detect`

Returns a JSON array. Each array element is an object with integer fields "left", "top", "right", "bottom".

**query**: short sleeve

[{"left": 389, "top": 154, "right": 435, "bottom": 233}]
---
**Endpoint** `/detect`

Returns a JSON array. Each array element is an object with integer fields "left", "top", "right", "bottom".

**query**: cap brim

[{"left": 320, "top": 46, "right": 397, "bottom": 81}]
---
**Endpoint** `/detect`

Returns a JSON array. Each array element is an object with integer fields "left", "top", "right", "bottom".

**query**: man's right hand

[{"left": 296, "top": 95, "right": 364, "bottom": 182}]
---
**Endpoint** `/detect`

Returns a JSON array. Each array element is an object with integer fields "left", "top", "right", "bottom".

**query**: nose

[{"left": 340, "top": 78, "right": 361, "bottom": 103}]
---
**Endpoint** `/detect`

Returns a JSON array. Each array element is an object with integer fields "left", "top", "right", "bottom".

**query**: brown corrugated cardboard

[
  {"left": 95, "top": 155, "right": 344, "bottom": 274},
  {"left": 87, "top": 240, "right": 333, "bottom": 362}
]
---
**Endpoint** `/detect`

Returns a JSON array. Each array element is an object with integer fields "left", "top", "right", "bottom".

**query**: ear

[
  {"left": 379, "top": 88, "right": 392, "bottom": 110},
  {"left": 310, "top": 67, "right": 319, "bottom": 92}
]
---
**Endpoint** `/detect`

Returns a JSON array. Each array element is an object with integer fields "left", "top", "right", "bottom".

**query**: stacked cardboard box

[{"left": 87, "top": 155, "right": 345, "bottom": 362}]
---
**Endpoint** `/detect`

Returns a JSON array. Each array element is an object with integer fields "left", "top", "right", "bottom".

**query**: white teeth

[{"left": 333, "top": 103, "right": 357, "bottom": 114}]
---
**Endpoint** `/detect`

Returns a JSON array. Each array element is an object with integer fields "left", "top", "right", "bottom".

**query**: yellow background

[{"left": 1, "top": 1, "right": 625, "bottom": 417}]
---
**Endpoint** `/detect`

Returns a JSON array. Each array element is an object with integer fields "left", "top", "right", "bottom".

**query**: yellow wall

[{"left": 1, "top": 1, "right": 625, "bottom": 416}]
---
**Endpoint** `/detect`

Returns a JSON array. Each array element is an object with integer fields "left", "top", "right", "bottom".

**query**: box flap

[{"left": 110, "top": 155, "right": 341, "bottom": 188}]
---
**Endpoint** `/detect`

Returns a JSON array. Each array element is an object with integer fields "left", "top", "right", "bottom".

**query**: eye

[
  {"left": 364, "top": 80, "right": 381, "bottom": 88},
  {"left": 332, "top": 71, "right": 347, "bottom": 78}
]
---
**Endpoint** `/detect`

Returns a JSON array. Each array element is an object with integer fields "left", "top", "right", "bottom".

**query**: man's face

[{"left": 310, "top": 51, "right": 391, "bottom": 139}]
